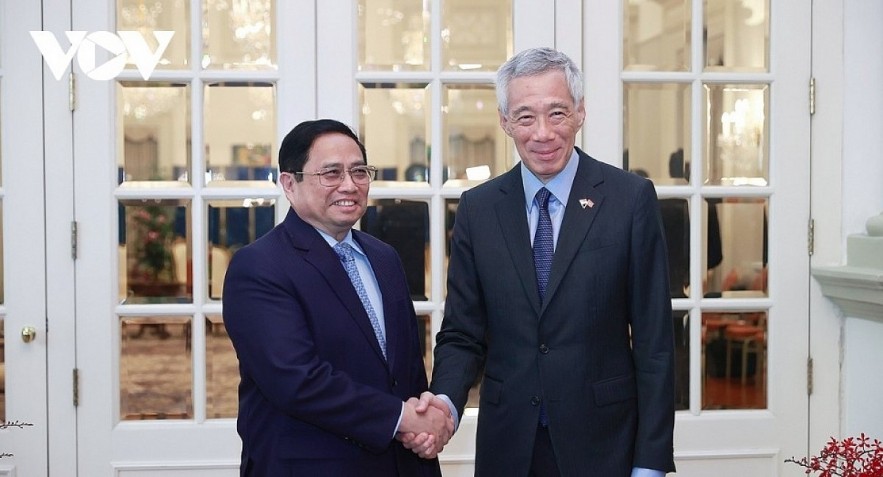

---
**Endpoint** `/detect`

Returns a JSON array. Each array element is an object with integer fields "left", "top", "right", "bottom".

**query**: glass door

[
  {"left": 72, "top": 0, "right": 313, "bottom": 474},
  {"left": 586, "top": 0, "right": 811, "bottom": 475}
]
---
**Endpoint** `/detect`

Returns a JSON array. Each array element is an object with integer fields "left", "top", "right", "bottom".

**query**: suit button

[
  {"left": 539, "top": 344, "right": 549, "bottom": 354},
  {"left": 530, "top": 396, "right": 541, "bottom": 406},
  {"left": 391, "top": 378, "right": 398, "bottom": 388}
]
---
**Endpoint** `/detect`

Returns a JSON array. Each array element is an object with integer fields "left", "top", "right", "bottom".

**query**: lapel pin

[{"left": 580, "top": 198, "right": 594, "bottom": 209}]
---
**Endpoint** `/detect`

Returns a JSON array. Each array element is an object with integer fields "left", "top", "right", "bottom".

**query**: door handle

[{"left": 21, "top": 326, "right": 36, "bottom": 343}]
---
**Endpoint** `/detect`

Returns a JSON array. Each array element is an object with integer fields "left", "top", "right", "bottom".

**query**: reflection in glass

[
  {"left": 702, "top": 310, "right": 767, "bottom": 410},
  {"left": 358, "top": 0, "right": 430, "bottom": 71},
  {"left": 0, "top": 203, "right": 4, "bottom": 305},
  {"left": 117, "top": 0, "right": 190, "bottom": 69},
  {"left": 704, "top": 0, "right": 768, "bottom": 71},
  {"left": 672, "top": 311, "right": 689, "bottom": 411},
  {"left": 206, "top": 315, "right": 238, "bottom": 418},
  {"left": 704, "top": 84, "right": 769, "bottom": 185},
  {"left": 441, "top": 0, "right": 511, "bottom": 72},
  {"left": 359, "top": 83, "right": 430, "bottom": 185},
  {"left": 704, "top": 198, "right": 767, "bottom": 298},
  {"left": 119, "top": 200, "right": 192, "bottom": 303},
  {"left": 118, "top": 82, "right": 190, "bottom": 183},
  {"left": 623, "top": 83, "right": 690, "bottom": 185},
  {"left": 206, "top": 199, "right": 275, "bottom": 300},
  {"left": 205, "top": 83, "right": 277, "bottom": 184},
  {"left": 416, "top": 314, "right": 432, "bottom": 381},
  {"left": 120, "top": 316, "right": 193, "bottom": 420},
  {"left": 623, "top": 0, "right": 691, "bottom": 71},
  {"left": 443, "top": 199, "right": 459, "bottom": 290},
  {"left": 659, "top": 199, "right": 690, "bottom": 298},
  {"left": 0, "top": 318, "right": 4, "bottom": 421},
  {"left": 362, "top": 199, "right": 429, "bottom": 301},
  {"left": 202, "top": 0, "right": 276, "bottom": 70},
  {"left": 443, "top": 85, "right": 511, "bottom": 185}
]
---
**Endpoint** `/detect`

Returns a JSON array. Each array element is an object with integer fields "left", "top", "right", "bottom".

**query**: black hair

[{"left": 278, "top": 119, "right": 367, "bottom": 181}]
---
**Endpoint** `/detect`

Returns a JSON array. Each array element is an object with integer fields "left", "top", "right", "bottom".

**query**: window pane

[
  {"left": 118, "top": 82, "right": 190, "bottom": 183},
  {"left": 441, "top": 0, "right": 512, "bottom": 72},
  {"left": 624, "top": 0, "right": 691, "bottom": 71},
  {"left": 659, "top": 198, "right": 690, "bottom": 298},
  {"left": 704, "top": 84, "right": 769, "bottom": 186},
  {"left": 206, "top": 199, "right": 275, "bottom": 300},
  {"left": 704, "top": 198, "right": 768, "bottom": 298},
  {"left": 443, "top": 84, "right": 511, "bottom": 186},
  {"left": 118, "top": 0, "right": 189, "bottom": 69},
  {"left": 119, "top": 200, "right": 192, "bottom": 304},
  {"left": 362, "top": 199, "right": 429, "bottom": 301},
  {"left": 673, "top": 311, "right": 689, "bottom": 411},
  {"left": 0, "top": 202, "right": 4, "bottom": 305},
  {"left": 205, "top": 83, "right": 277, "bottom": 184},
  {"left": 206, "top": 314, "right": 238, "bottom": 419},
  {"left": 358, "top": 0, "right": 430, "bottom": 71},
  {"left": 704, "top": 0, "right": 768, "bottom": 71},
  {"left": 120, "top": 316, "right": 193, "bottom": 420},
  {"left": 623, "top": 83, "right": 691, "bottom": 185},
  {"left": 0, "top": 318, "right": 4, "bottom": 421},
  {"left": 359, "top": 83, "right": 430, "bottom": 185},
  {"left": 417, "top": 314, "right": 431, "bottom": 381},
  {"left": 702, "top": 310, "right": 767, "bottom": 410},
  {"left": 202, "top": 0, "right": 276, "bottom": 70}
]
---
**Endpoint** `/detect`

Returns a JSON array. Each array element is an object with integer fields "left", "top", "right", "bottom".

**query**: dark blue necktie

[
  {"left": 533, "top": 187, "right": 554, "bottom": 427},
  {"left": 533, "top": 187, "right": 554, "bottom": 302}
]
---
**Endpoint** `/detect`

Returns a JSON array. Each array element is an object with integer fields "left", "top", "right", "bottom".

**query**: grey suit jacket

[{"left": 432, "top": 149, "right": 676, "bottom": 476}]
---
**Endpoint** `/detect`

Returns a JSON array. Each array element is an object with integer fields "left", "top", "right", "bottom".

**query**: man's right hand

[{"left": 396, "top": 392, "right": 455, "bottom": 459}]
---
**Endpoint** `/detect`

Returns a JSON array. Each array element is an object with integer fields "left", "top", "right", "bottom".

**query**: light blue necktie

[
  {"left": 334, "top": 242, "right": 387, "bottom": 360},
  {"left": 533, "top": 187, "right": 554, "bottom": 426}
]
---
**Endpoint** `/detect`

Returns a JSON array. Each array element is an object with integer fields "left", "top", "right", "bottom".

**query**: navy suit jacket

[
  {"left": 223, "top": 208, "right": 441, "bottom": 477},
  {"left": 432, "top": 149, "right": 676, "bottom": 476}
]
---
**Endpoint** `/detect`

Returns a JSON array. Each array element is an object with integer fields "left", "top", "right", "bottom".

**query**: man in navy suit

[
  {"left": 425, "top": 48, "right": 676, "bottom": 476},
  {"left": 223, "top": 119, "right": 450, "bottom": 476}
]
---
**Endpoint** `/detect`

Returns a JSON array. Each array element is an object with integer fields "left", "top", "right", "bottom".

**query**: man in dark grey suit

[{"left": 425, "top": 48, "right": 676, "bottom": 476}]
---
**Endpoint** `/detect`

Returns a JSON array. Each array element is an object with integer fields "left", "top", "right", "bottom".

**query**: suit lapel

[
  {"left": 542, "top": 152, "right": 605, "bottom": 314},
  {"left": 284, "top": 209, "right": 388, "bottom": 365},
  {"left": 494, "top": 166, "right": 544, "bottom": 315}
]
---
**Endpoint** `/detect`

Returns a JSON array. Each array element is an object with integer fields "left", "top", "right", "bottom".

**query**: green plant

[
  {"left": 131, "top": 204, "right": 176, "bottom": 282},
  {"left": 786, "top": 434, "right": 883, "bottom": 476}
]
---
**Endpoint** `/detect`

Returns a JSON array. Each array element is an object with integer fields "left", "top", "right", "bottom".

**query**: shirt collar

[
  {"left": 521, "top": 149, "right": 579, "bottom": 211},
  {"left": 316, "top": 228, "right": 366, "bottom": 257}
]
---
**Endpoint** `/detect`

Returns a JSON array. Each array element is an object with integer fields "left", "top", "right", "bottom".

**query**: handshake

[{"left": 396, "top": 392, "right": 455, "bottom": 459}]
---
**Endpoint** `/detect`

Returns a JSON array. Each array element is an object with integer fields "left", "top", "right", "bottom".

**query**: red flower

[{"left": 787, "top": 434, "right": 883, "bottom": 476}]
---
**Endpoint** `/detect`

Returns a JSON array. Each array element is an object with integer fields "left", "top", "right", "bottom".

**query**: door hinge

[
  {"left": 809, "top": 77, "right": 816, "bottom": 116},
  {"left": 73, "top": 368, "right": 80, "bottom": 407},
  {"left": 71, "top": 221, "right": 78, "bottom": 259},
  {"left": 807, "top": 358, "right": 814, "bottom": 396},
  {"left": 69, "top": 71, "right": 77, "bottom": 111},
  {"left": 808, "top": 218, "right": 815, "bottom": 256}
]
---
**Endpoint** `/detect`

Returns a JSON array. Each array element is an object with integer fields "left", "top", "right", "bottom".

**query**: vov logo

[{"left": 30, "top": 30, "right": 174, "bottom": 81}]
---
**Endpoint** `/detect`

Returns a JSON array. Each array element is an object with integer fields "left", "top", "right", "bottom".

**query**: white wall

[
  {"left": 812, "top": 0, "right": 883, "bottom": 451},
  {"left": 840, "top": 0, "right": 883, "bottom": 441}
]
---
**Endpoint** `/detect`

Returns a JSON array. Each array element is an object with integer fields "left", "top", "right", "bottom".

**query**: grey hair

[{"left": 495, "top": 47, "right": 584, "bottom": 116}]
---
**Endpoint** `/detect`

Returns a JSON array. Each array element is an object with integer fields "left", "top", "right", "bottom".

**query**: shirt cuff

[
  {"left": 436, "top": 394, "right": 460, "bottom": 430},
  {"left": 631, "top": 467, "right": 665, "bottom": 477}
]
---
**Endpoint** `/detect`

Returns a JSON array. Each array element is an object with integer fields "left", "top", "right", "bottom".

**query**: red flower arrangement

[{"left": 786, "top": 434, "right": 883, "bottom": 476}]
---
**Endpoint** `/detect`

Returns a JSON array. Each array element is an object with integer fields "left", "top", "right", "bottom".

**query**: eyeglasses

[{"left": 294, "top": 165, "right": 378, "bottom": 186}]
